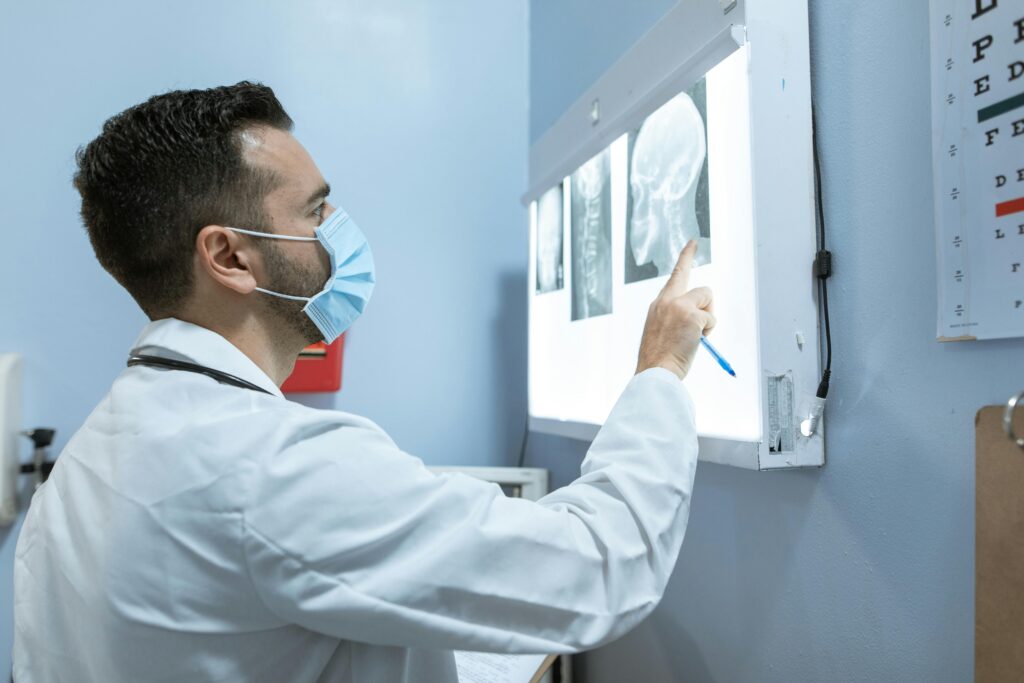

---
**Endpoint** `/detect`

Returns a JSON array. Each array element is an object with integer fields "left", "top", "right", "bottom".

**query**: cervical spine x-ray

[
  {"left": 570, "top": 149, "right": 613, "bottom": 321},
  {"left": 626, "top": 79, "right": 711, "bottom": 283},
  {"left": 535, "top": 184, "right": 564, "bottom": 294}
]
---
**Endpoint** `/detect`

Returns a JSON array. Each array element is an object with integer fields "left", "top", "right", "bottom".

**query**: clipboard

[{"left": 975, "top": 401, "right": 1024, "bottom": 681}]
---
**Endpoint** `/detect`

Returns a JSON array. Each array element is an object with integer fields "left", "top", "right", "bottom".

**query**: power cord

[
  {"left": 516, "top": 420, "right": 529, "bottom": 468},
  {"left": 802, "top": 105, "right": 833, "bottom": 437},
  {"left": 813, "top": 105, "right": 833, "bottom": 398}
]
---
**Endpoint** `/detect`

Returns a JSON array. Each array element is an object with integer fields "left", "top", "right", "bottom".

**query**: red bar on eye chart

[{"left": 995, "top": 197, "right": 1024, "bottom": 218}]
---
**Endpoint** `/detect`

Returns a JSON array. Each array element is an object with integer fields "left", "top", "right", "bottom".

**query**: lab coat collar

[{"left": 129, "top": 318, "right": 285, "bottom": 398}]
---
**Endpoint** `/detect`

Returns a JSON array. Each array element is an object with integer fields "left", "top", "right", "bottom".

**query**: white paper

[
  {"left": 931, "top": 0, "right": 1024, "bottom": 340},
  {"left": 453, "top": 651, "right": 550, "bottom": 683}
]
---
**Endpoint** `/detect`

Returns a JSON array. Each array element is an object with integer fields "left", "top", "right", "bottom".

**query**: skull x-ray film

[
  {"left": 570, "top": 148, "right": 612, "bottom": 320},
  {"left": 625, "top": 79, "right": 711, "bottom": 284},
  {"left": 535, "top": 184, "right": 564, "bottom": 294}
]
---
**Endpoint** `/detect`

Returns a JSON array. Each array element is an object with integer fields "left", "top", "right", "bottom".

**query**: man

[{"left": 13, "top": 82, "right": 714, "bottom": 682}]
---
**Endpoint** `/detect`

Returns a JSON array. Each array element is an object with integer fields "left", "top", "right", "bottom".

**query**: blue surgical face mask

[{"left": 227, "top": 207, "right": 375, "bottom": 344}]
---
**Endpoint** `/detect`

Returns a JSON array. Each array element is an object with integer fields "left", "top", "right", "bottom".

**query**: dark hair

[{"left": 73, "top": 81, "right": 294, "bottom": 317}]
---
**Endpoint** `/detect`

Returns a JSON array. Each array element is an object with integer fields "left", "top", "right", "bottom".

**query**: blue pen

[{"left": 700, "top": 336, "right": 736, "bottom": 377}]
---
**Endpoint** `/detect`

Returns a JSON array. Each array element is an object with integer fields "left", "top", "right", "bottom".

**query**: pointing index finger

[{"left": 662, "top": 240, "right": 698, "bottom": 298}]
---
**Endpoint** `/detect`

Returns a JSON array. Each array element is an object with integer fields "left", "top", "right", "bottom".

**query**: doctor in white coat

[{"left": 13, "top": 81, "right": 715, "bottom": 683}]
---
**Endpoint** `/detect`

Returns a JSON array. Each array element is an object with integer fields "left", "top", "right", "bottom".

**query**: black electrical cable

[
  {"left": 811, "top": 106, "right": 833, "bottom": 399},
  {"left": 516, "top": 420, "right": 529, "bottom": 468}
]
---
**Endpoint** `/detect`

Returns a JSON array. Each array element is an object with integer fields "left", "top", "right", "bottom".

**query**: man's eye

[{"left": 312, "top": 202, "right": 326, "bottom": 223}]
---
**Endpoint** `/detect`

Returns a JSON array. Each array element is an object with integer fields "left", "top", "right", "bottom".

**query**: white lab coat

[{"left": 13, "top": 318, "right": 698, "bottom": 682}]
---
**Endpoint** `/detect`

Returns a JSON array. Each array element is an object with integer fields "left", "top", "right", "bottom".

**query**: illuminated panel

[{"left": 528, "top": 46, "right": 760, "bottom": 442}]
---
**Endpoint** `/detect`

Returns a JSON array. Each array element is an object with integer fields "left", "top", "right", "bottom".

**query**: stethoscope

[{"left": 127, "top": 354, "right": 274, "bottom": 396}]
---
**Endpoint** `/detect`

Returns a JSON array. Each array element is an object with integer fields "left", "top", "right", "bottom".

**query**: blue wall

[
  {"left": 0, "top": 0, "right": 527, "bottom": 673},
  {"left": 5, "top": 1, "right": 1020, "bottom": 679},
  {"left": 528, "top": 1, "right": 1024, "bottom": 681},
  {"left": 529, "top": 0, "right": 677, "bottom": 142}
]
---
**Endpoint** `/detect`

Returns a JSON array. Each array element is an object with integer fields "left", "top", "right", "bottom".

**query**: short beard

[{"left": 257, "top": 239, "right": 329, "bottom": 347}]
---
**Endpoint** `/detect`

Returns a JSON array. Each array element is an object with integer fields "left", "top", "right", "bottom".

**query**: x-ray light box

[{"left": 526, "top": 0, "right": 822, "bottom": 470}]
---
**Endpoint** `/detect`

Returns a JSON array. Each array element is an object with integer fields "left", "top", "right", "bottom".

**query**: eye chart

[{"left": 931, "top": 0, "right": 1024, "bottom": 341}]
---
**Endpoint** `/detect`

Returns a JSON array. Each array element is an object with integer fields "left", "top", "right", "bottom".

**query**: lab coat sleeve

[{"left": 242, "top": 367, "right": 698, "bottom": 654}]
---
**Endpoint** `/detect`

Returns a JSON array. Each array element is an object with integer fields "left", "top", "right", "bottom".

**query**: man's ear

[{"left": 194, "top": 225, "right": 259, "bottom": 295}]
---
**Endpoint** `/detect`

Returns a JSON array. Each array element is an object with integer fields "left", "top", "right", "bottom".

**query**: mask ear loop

[
  {"left": 225, "top": 226, "right": 318, "bottom": 242},
  {"left": 254, "top": 287, "right": 311, "bottom": 302},
  {"left": 224, "top": 227, "right": 319, "bottom": 301}
]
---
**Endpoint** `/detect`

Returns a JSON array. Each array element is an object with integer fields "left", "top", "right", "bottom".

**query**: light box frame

[{"left": 525, "top": 0, "right": 823, "bottom": 470}]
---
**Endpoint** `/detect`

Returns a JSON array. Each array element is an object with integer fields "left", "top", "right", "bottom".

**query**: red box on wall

[{"left": 281, "top": 336, "right": 344, "bottom": 393}]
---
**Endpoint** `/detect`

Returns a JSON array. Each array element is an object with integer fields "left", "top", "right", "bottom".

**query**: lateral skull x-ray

[
  {"left": 571, "top": 149, "right": 612, "bottom": 320},
  {"left": 626, "top": 81, "right": 711, "bottom": 283},
  {"left": 535, "top": 184, "right": 564, "bottom": 294}
]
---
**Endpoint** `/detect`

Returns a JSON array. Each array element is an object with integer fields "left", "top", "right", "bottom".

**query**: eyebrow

[{"left": 302, "top": 182, "right": 331, "bottom": 210}]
